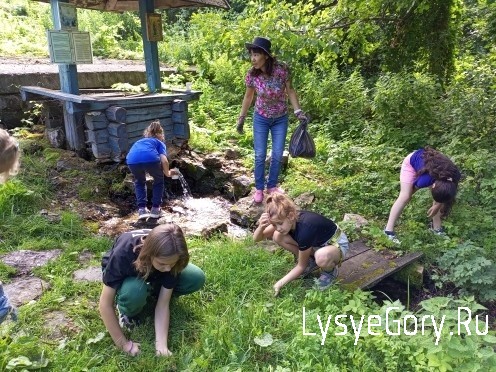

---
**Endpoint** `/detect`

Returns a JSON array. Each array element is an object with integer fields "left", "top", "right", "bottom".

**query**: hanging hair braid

[
  {"left": 419, "top": 147, "right": 461, "bottom": 216},
  {"left": 143, "top": 120, "right": 165, "bottom": 142}
]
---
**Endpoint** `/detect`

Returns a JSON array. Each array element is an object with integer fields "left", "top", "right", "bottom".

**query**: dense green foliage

[{"left": 1, "top": 0, "right": 495, "bottom": 370}]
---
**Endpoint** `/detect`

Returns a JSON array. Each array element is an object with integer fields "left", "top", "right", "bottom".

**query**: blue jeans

[
  {"left": 253, "top": 112, "right": 288, "bottom": 190},
  {"left": 128, "top": 162, "right": 164, "bottom": 208}
]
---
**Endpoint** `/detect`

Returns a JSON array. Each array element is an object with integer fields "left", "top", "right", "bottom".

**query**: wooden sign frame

[{"left": 146, "top": 13, "right": 163, "bottom": 42}]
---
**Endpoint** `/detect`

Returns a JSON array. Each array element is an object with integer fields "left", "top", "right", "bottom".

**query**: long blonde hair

[
  {"left": 133, "top": 224, "right": 189, "bottom": 279},
  {"left": 0, "top": 129, "right": 20, "bottom": 183},
  {"left": 265, "top": 193, "right": 299, "bottom": 225},
  {"left": 143, "top": 120, "right": 165, "bottom": 142}
]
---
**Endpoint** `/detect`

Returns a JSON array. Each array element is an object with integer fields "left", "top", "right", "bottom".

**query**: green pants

[{"left": 116, "top": 263, "right": 205, "bottom": 317}]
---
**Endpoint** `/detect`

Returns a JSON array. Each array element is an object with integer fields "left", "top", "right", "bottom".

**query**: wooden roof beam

[{"left": 105, "top": 0, "right": 119, "bottom": 10}]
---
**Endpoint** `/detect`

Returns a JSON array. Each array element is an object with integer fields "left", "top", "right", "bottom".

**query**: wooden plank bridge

[
  {"left": 257, "top": 239, "right": 423, "bottom": 291},
  {"left": 337, "top": 240, "right": 423, "bottom": 291}
]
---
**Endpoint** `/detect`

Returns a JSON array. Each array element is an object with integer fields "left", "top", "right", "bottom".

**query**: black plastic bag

[{"left": 288, "top": 120, "right": 316, "bottom": 158}]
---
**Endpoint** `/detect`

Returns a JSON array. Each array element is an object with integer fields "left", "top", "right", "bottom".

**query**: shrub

[
  {"left": 372, "top": 72, "right": 442, "bottom": 150},
  {"left": 432, "top": 241, "right": 496, "bottom": 302}
]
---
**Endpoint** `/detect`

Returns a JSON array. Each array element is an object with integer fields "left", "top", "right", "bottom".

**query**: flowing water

[
  {"left": 174, "top": 169, "right": 192, "bottom": 198},
  {"left": 159, "top": 170, "right": 248, "bottom": 238}
]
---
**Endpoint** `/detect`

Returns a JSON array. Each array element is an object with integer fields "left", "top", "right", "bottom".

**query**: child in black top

[
  {"left": 99, "top": 224, "right": 205, "bottom": 356},
  {"left": 254, "top": 193, "right": 349, "bottom": 295}
]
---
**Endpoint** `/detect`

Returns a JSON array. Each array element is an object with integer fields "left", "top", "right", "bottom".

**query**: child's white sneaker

[{"left": 384, "top": 230, "right": 400, "bottom": 244}]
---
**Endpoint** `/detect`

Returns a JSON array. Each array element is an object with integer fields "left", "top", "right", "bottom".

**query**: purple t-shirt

[
  {"left": 410, "top": 148, "right": 434, "bottom": 189},
  {"left": 245, "top": 61, "right": 290, "bottom": 118}
]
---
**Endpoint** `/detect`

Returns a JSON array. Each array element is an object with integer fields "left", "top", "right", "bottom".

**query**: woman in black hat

[{"left": 237, "top": 36, "right": 308, "bottom": 203}]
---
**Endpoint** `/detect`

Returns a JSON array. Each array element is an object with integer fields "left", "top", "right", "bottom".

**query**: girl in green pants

[{"left": 99, "top": 224, "right": 205, "bottom": 357}]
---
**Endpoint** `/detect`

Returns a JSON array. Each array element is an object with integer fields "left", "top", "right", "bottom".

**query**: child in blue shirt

[{"left": 126, "top": 121, "right": 177, "bottom": 219}]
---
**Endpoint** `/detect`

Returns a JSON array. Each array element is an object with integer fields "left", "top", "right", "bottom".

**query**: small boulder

[
  {"left": 293, "top": 192, "right": 314, "bottom": 209},
  {"left": 73, "top": 266, "right": 102, "bottom": 282},
  {"left": 46, "top": 128, "right": 65, "bottom": 149},
  {"left": 225, "top": 149, "right": 241, "bottom": 160},
  {"left": 342, "top": 213, "right": 369, "bottom": 228},
  {"left": 232, "top": 175, "right": 252, "bottom": 199},
  {"left": 4, "top": 277, "right": 50, "bottom": 307},
  {"left": 230, "top": 194, "right": 266, "bottom": 228},
  {"left": 201, "top": 222, "right": 228, "bottom": 239}
]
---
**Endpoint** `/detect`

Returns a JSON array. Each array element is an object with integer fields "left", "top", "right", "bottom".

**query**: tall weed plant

[
  {"left": 372, "top": 72, "right": 443, "bottom": 150},
  {"left": 440, "top": 59, "right": 496, "bottom": 151},
  {"left": 301, "top": 68, "right": 371, "bottom": 139}
]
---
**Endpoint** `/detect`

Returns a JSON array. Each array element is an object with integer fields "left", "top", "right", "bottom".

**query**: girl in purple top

[
  {"left": 237, "top": 37, "right": 308, "bottom": 203},
  {"left": 384, "top": 147, "right": 461, "bottom": 243}
]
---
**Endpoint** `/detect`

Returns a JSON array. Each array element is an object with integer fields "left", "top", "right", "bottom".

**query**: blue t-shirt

[
  {"left": 126, "top": 138, "right": 167, "bottom": 165},
  {"left": 410, "top": 148, "right": 434, "bottom": 189}
]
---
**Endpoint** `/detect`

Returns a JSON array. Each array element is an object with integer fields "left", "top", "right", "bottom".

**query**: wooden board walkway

[
  {"left": 257, "top": 239, "right": 423, "bottom": 291},
  {"left": 337, "top": 240, "right": 423, "bottom": 291}
]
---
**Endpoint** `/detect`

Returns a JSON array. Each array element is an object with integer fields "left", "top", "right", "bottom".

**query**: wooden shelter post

[
  {"left": 139, "top": 0, "right": 162, "bottom": 93},
  {"left": 50, "top": 0, "right": 85, "bottom": 151}
]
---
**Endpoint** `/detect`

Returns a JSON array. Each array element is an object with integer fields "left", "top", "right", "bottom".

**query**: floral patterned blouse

[{"left": 245, "top": 61, "right": 290, "bottom": 118}]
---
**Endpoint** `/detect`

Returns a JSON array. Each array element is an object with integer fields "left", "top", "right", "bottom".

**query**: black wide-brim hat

[{"left": 245, "top": 36, "right": 272, "bottom": 58}]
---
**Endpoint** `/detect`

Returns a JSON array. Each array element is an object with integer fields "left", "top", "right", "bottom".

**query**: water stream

[{"left": 159, "top": 169, "right": 248, "bottom": 238}]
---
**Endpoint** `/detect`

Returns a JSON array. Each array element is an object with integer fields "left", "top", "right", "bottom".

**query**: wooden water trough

[
  {"left": 24, "top": 0, "right": 230, "bottom": 153},
  {"left": 20, "top": 85, "right": 200, "bottom": 162}
]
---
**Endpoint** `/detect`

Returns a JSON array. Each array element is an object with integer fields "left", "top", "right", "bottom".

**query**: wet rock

[
  {"left": 99, "top": 217, "right": 130, "bottom": 237},
  {"left": 230, "top": 194, "right": 265, "bottom": 228},
  {"left": 293, "top": 192, "right": 315, "bottom": 209},
  {"left": 0, "top": 249, "right": 62, "bottom": 275},
  {"left": 225, "top": 149, "right": 241, "bottom": 160},
  {"left": 201, "top": 222, "right": 228, "bottom": 239},
  {"left": 212, "top": 169, "right": 232, "bottom": 188},
  {"left": 232, "top": 175, "right": 252, "bottom": 199},
  {"left": 3, "top": 277, "right": 50, "bottom": 307},
  {"left": 184, "top": 161, "right": 208, "bottom": 181},
  {"left": 202, "top": 155, "right": 223, "bottom": 169},
  {"left": 73, "top": 266, "right": 101, "bottom": 282}
]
